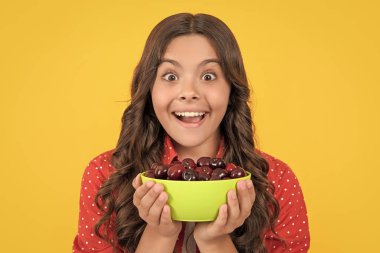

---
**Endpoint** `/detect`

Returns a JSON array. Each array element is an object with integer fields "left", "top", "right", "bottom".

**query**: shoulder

[
  {"left": 256, "top": 149, "right": 293, "bottom": 176},
  {"left": 87, "top": 149, "right": 115, "bottom": 168},
  {"left": 81, "top": 149, "right": 117, "bottom": 187},
  {"left": 256, "top": 149, "right": 300, "bottom": 193},
  {"left": 74, "top": 149, "right": 119, "bottom": 252},
  {"left": 257, "top": 150, "right": 310, "bottom": 250}
]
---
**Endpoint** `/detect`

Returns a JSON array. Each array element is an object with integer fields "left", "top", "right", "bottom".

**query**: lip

[
  {"left": 172, "top": 112, "right": 208, "bottom": 128},
  {"left": 172, "top": 110, "right": 208, "bottom": 113}
]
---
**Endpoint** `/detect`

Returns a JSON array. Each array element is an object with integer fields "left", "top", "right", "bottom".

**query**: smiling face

[{"left": 151, "top": 34, "right": 231, "bottom": 158}]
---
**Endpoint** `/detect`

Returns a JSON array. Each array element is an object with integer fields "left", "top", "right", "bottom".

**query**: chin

[{"left": 169, "top": 132, "right": 208, "bottom": 149}]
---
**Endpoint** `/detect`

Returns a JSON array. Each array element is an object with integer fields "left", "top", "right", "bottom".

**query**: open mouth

[{"left": 173, "top": 112, "right": 206, "bottom": 124}]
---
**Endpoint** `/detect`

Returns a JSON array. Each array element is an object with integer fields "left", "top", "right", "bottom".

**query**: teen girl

[{"left": 73, "top": 13, "right": 310, "bottom": 253}]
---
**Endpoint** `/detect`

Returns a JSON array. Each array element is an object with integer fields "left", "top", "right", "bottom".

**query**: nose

[{"left": 178, "top": 80, "right": 200, "bottom": 101}]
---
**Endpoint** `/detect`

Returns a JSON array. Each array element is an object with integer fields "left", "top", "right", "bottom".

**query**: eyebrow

[{"left": 158, "top": 58, "right": 221, "bottom": 68}]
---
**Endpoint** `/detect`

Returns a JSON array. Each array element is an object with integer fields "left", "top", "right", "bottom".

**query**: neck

[{"left": 172, "top": 132, "right": 221, "bottom": 162}]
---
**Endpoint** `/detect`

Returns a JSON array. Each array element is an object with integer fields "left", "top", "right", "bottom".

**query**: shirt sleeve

[
  {"left": 72, "top": 153, "right": 124, "bottom": 253},
  {"left": 264, "top": 158, "right": 310, "bottom": 252}
]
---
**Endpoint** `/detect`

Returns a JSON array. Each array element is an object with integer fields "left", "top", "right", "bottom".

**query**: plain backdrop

[{"left": 0, "top": 0, "right": 379, "bottom": 252}]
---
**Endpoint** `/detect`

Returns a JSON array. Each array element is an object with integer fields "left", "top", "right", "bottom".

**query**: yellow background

[{"left": 1, "top": 0, "right": 379, "bottom": 252}]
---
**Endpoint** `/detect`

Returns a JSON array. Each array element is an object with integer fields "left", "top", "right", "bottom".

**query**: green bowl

[{"left": 140, "top": 171, "right": 251, "bottom": 222}]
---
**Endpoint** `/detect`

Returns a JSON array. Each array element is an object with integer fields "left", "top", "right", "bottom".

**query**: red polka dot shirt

[{"left": 73, "top": 136, "right": 310, "bottom": 252}]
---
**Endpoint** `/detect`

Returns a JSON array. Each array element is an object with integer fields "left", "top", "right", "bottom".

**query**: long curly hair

[{"left": 94, "top": 13, "right": 280, "bottom": 253}]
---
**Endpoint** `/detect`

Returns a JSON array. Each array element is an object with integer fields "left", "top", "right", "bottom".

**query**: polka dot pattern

[
  {"left": 72, "top": 150, "right": 122, "bottom": 253},
  {"left": 73, "top": 136, "right": 310, "bottom": 252},
  {"left": 259, "top": 151, "right": 310, "bottom": 252}
]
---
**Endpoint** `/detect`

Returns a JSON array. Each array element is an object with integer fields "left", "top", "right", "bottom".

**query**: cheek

[
  {"left": 208, "top": 86, "right": 231, "bottom": 113},
  {"left": 151, "top": 85, "right": 172, "bottom": 115},
  {"left": 151, "top": 90, "right": 162, "bottom": 116}
]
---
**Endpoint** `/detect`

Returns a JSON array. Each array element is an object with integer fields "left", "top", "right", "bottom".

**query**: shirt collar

[{"left": 162, "top": 134, "right": 225, "bottom": 164}]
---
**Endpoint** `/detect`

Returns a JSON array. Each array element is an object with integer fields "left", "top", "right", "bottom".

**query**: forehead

[{"left": 161, "top": 34, "right": 219, "bottom": 63}]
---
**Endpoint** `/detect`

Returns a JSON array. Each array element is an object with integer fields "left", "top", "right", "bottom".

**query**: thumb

[{"left": 132, "top": 173, "right": 142, "bottom": 189}]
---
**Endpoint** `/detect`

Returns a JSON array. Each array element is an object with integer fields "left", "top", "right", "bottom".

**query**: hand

[
  {"left": 132, "top": 174, "right": 182, "bottom": 238},
  {"left": 194, "top": 179, "right": 255, "bottom": 244}
]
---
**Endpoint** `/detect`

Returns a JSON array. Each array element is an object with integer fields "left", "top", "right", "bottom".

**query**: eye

[
  {"left": 202, "top": 72, "right": 216, "bottom": 81},
  {"left": 162, "top": 72, "right": 178, "bottom": 81}
]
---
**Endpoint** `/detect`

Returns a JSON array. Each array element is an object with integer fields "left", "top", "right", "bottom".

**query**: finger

[
  {"left": 160, "top": 204, "right": 173, "bottom": 225},
  {"left": 246, "top": 179, "right": 256, "bottom": 204},
  {"left": 139, "top": 183, "right": 164, "bottom": 217},
  {"left": 133, "top": 180, "right": 154, "bottom": 207},
  {"left": 132, "top": 173, "right": 142, "bottom": 189},
  {"left": 227, "top": 189, "right": 240, "bottom": 221},
  {"left": 214, "top": 204, "right": 228, "bottom": 227},
  {"left": 147, "top": 191, "right": 168, "bottom": 225},
  {"left": 236, "top": 180, "right": 252, "bottom": 218}
]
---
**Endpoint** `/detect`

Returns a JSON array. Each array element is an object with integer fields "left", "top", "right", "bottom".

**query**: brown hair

[{"left": 95, "top": 13, "right": 280, "bottom": 253}]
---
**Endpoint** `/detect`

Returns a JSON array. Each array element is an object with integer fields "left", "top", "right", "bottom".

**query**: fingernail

[
  {"left": 238, "top": 181, "right": 246, "bottom": 190},
  {"left": 146, "top": 181, "right": 154, "bottom": 188},
  {"left": 230, "top": 190, "right": 237, "bottom": 200},
  {"left": 222, "top": 204, "right": 228, "bottom": 214},
  {"left": 246, "top": 180, "right": 253, "bottom": 188},
  {"left": 159, "top": 192, "right": 166, "bottom": 201},
  {"left": 153, "top": 183, "right": 163, "bottom": 193}
]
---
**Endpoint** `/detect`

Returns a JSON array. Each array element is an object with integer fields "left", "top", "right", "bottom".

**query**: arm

[
  {"left": 132, "top": 174, "right": 182, "bottom": 253},
  {"left": 73, "top": 152, "right": 122, "bottom": 253},
  {"left": 194, "top": 179, "right": 255, "bottom": 253},
  {"left": 264, "top": 160, "right": 310, "bottom": 252},
  {"left": 136, "top": 223, "right": 178, "bottom": 253}
]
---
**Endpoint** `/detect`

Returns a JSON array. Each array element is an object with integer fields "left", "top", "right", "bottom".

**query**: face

[{"left": 151, "top": 34, "right": 231, "bottom": 151}]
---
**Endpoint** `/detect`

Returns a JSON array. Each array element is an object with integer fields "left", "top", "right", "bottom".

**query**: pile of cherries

[{"left": 145, "top": 157, "right": 246, "bottom": 181}]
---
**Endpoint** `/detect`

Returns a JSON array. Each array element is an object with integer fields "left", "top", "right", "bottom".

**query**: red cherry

[
  {"left": 145, "top": 170, "right": 155, "bottom": 178},
  {"left": 210, "top": 168, "right": 228, "bottom": 180},
  {"left": 182, "top": 169, "right": 198, "bottom": 181},
  {"left": 154, "top": 164, "right": 168, "bottom": 179},
  {"left": 230, "top": 167, "right": 246, "bottom": 179},
  {"left": 182, "top": 158, "right": 196, "bottom": 169},
  {"left": 194, "top": 166, "right": 213, "bottom": 176},
  {"left": 198, "top": 172, "right": 211, "bottom": 181},
  {"left": 225, "top": 163, "right": 237, "bottom": 173},
  {"left": 167, "top": 164, "right": 186, "bottom": 180},
  {"left": 196, "top": 157, "right": 211, "bottom": 167},
  {"left": 210, "top": 158, "right": 226, "bottom": 169},
  {"left": 149, "top": 158, "right": 246, "bottom": 181}
]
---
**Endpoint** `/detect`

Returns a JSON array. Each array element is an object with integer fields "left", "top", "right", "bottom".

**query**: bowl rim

[{"left": 140, "top": 171, "right": 251, "bottom": 183}]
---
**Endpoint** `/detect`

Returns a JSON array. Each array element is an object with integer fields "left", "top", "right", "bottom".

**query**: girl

[{"left": 73, "top": 13, "right": 310, "bottom": 253}]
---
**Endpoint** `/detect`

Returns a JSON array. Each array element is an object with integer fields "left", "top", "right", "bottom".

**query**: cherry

[
  {"left": 198, "top": 172, "right": 211, "bottom": 181},
  {"left": 194, "top": 166, "right": 213, "bottom": 176},
  {"left": 196, "top": 157, "right": 211, "bottom": 167},
  {"left": 210, "top": 158, "right": 226, "bottom": 169},
  {"left": 154, "top": 164, "right": 168, "bottom": 179},
  {"left": 146, "top": 158, "right": 246, "bottom": 181},
  {"left": 145, "top": 170, "right": 155, "bottom": 178},
  {"left": 210, "top": 168, "right": 228, "bottom": 180},
  {"left": 167, "top": 164, "right": 186, "bottom": 180},
  {"left": 182, "top": 169, "right": 198, "bottom": 181},
  {"left": 182, "top": 158, "right": 196, "bottom": 170},
  {"left": 225, "top": 163, "right": 237, "bottom": 173},
  {"left": 230, "top": 167, "right": 246, "bottom": 179}
]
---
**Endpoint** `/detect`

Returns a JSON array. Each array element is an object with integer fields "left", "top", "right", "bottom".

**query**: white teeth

[{"left": 174, "top": 112, "right": 206, "bottom": 117}]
